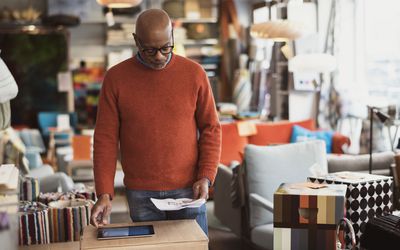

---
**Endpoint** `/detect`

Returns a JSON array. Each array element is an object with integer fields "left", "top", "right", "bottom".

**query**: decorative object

[
  {"left": 232, "top": 54, "right": 252, "bottom": 113},
  {"left": 19, "top": 177, "right": 39, "bottom": 202},
  {"left": 96, "top": 0, "right": 142, "bottom": 8},
  {"left": 250, "top": 20, "right": 305, "bottom": 41},
  {"left": 368, "top": 107, "right": 390, "bottom": 174},
  {"left": 274, "top": 182, "right": 347, "bottom": 250},
  {"left": 289, "top": 53, "right": 337, "bottom": 73},
  {"left": 0, "top": 212, "right": 10, "bottom": 231},
  {"left": 38, "top": 191, "right": 97, "bottom": 205},
  {"left": 289, "top": 53, "right": 337, "bottom": 124},
  {"left": 18, "top": 201, "right": 50, "bottom": 245},
  {"left": 309, "top": 172, "right": 393, "bottom": 250},
  {"left": 336, "top": 218, "right": 356, "bottom": 250},
  {"left": 47, "top": 199, "right": 93, "bottom": 242}
]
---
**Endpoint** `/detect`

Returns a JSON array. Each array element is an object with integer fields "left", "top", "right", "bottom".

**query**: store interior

[{"left": 1, "top": 0, "right": 400, "bottom": 249}]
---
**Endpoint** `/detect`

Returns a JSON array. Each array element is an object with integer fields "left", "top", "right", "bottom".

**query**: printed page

[{"left": 150, "top": 198, "right": 206, "bottom": 211}]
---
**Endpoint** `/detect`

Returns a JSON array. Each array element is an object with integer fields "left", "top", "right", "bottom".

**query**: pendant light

[{"left": 96, "top": 0, "right": 142, "bottom": 8}]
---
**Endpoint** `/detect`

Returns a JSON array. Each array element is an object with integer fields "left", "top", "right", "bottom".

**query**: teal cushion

[{"left": 290, "top": 125, "right": 334, "bottom": 153}]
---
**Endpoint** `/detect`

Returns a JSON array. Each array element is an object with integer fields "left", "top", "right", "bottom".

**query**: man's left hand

[{"left": 192, "top": 178, "right": 209, "bottom": 200}]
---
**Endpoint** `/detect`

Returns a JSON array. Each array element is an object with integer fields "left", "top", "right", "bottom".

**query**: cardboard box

[
  {"left": 308, "top": 171, "right": 393, "bottom": 250},
  {"left": 274, "top": 182, "right": 347, "bottom": 250},
  {"left": 81, "top": 219, "right": 208, "bottom": 250}
]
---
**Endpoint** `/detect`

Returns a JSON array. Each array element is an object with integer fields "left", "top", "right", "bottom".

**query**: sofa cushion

[
  {"left": 245, "top": 140, "right": 328, "bottom": 229},
  {"left": 220, "top": 122, "right": 248, "bottom": 165},
  {"left": 248, "top": 119, "right": 315, "bottom": 146},
  {"left": 332, "top": 132, "right": 351, "bottom": 154},
  {"left": 290, "top": 125, "right": 334, "bottom": 153}
]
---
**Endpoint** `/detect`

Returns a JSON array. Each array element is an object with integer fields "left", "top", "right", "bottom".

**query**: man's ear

[{"left": 132, "top": 33, "right": 139, "bottom": 47}]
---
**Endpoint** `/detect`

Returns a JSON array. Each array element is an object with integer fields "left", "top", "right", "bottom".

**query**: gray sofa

[{"left": 213, "top": 144, "right": 395, "bottom": 250}]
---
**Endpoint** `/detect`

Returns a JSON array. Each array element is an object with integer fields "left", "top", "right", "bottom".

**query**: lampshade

[
  {"left": 250, "top": 20, "right": 305, "bottom": 41},
  {"left": 288, "top": 53, "right": 337, "bottom": 73},
  {"left": 96, "top": 0, "right": 142, "bottom": 8}
]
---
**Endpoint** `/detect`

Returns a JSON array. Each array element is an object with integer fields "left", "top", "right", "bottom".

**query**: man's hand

[
  {"left": 192, "top": 178, "right": 210, "bottom": 200},
  {"left": 90, "top": 194, "right": 112, "bottom": 228}
]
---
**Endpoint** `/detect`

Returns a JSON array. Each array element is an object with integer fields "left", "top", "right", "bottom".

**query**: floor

[{"left": 110, "top": 193, "right": 242, "bottom": 250}]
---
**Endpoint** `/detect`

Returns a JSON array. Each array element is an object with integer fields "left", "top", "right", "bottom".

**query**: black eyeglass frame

[{"left": 133, "top": 31, "right": 174, "bottom": 56}]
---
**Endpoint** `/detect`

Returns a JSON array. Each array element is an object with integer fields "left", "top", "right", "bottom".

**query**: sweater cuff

[
  {"left": 197, "top": 167, "right": 217, "bottom": 186},
  {"left": 95, "top": 185, "right": 115, "bottom": 200}
]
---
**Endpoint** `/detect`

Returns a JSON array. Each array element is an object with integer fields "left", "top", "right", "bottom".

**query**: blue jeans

[{"left": 126, "top": 187, "right": 208, "bottom": 235}]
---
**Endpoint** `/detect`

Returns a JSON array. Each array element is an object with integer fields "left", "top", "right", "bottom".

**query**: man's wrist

[
  {"left": 99, "top": 193, "right": 112, "bottom": 200},
  {"left": 204, "top": 178, "right": 211, "bottom": 187}
]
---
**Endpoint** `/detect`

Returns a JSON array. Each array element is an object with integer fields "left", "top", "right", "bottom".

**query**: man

[{"left": 90, "top": 9, "right": 221, "bottom": 235}]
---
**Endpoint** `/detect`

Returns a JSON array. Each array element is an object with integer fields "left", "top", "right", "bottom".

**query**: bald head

[
  {"left": 133, "top": 9, "right": 174, "bottom": 70},
  {"left": 135, "top": 9, "right": 172, "bottom": 41}
]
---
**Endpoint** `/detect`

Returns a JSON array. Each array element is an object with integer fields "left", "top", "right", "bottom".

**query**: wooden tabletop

[{"left": 81, "top": 219, "right": 208, "bottom": 250}]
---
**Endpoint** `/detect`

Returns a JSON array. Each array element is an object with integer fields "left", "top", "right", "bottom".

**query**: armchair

[{"left": 214, "top": 140, "right": 328, "bottom": 250}]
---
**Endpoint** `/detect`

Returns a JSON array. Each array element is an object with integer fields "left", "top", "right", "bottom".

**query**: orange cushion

[
  {"left": 248, "top": 119, "right": 316, "bottom": 146},
  {"left": 332, "top": 132, "right": 351, "bottom": 154},
  {"left": 220, "top": 122, "right": 248, "bottom": 165}
]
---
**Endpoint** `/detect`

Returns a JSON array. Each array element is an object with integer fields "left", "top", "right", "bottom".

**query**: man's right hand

[{"left": 90, "top": 194, "right": 112, "bottom": 228}]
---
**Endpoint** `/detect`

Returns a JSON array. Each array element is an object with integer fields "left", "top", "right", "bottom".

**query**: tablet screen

[{"left": 97, "top": 225, "right": 154, "bottom": 240}]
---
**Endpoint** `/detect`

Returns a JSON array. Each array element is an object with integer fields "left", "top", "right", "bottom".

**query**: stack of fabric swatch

[
  {"left": 38, "top": 191, "right": 96, "bottom": 205},
  {"left": 18, "top": 201, "right": 50, "bottom": 245},
  {"left": 19, "top": 177, "right": 39, "bottom": 201},
  {"left": 47, "top": 199, "right": 93, "bottom": 242},
  {"left": 0, "top": 212, "right": 9, "bottom": 231}
]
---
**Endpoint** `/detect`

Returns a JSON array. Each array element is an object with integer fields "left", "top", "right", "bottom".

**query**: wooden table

[
  {"left": 19, "top": 241, "right": 79, "bottom": 250},
  {"left": 81, "top": 219, "right": 208, "bottom": 250}
]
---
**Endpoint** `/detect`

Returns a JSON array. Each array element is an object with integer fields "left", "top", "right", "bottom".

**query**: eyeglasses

[{"left": 133, "top": 32, "right": 174, "bottom": 56}]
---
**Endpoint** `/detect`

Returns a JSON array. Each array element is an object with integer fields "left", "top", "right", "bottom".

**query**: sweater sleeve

[
  {"left": 195, "top": 69, "right": 221, "bottom": 185},
  {"left": 93, "top": 72, "right": 120, "bottom": 199}
]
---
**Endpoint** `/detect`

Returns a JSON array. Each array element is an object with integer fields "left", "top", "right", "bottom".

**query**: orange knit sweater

[{"left": 93, "top": 54, "right": 221, "bottom": 198}]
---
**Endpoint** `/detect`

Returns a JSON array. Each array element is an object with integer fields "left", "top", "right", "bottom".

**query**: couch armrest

[
  {"left": 249, "top": 193, "right": 274, "bottom": 213},
  {"left": 214, "top": 164, "right": 242, "bottom": 237}
]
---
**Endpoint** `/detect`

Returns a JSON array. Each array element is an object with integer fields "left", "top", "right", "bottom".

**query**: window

[{"left": 364, "top": 0, "right": 400, "bottom": 107}]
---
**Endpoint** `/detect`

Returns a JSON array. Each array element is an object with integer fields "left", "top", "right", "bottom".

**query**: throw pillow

[{"left": 290, "top": 125, "right": 334, "bottom": 153}]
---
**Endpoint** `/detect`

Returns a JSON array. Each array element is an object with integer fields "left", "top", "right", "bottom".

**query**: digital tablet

[{"left": 97, "top": 225, "right": 155, "bottom": 240}]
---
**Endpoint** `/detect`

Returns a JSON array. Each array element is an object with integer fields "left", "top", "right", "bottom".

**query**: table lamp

[{"left": 368, "top": 107, "right": 391, "bottom": 174}]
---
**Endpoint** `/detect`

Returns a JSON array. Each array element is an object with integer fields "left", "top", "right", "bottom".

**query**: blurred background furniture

[
  {"left": 215, "top": 140, "right": 328, "bottom": 250},
  {"left": 37, "top": 111, "right": 78, "bottom": 146},
  {"left": 37, "top": 111, "right": 78, "bottom": 169},
  {"left": 220, "top": 118, "right": 350, "bottom": 166},
  {"left": 214, "top": 140, "right": 396, "bottom": 250},
  {"left": 1, "top": 127, "right": 83, "bottom": 193}
]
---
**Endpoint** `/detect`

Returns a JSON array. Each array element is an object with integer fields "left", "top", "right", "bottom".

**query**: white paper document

[{"left": 150, "top": 198, "right": 206, "bottom": 211}]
